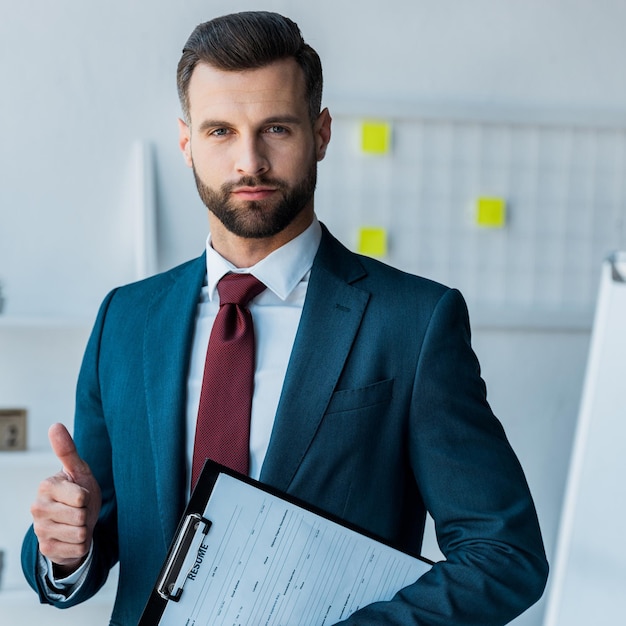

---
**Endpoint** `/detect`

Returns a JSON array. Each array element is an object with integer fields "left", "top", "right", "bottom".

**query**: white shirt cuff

[{"left": 37, "top": 543, "right": 93, "bottom": 602}]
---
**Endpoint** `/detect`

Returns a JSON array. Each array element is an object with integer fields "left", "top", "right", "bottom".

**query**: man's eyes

[{"left": 206, "top": 125, "right": 290, "bottom": 137}]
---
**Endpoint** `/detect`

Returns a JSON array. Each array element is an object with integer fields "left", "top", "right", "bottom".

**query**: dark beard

[{"left": 193, "top": 161, "right": 317, "bottom": 239}]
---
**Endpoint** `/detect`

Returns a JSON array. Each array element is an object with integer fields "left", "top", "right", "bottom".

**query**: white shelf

[
  {"left": 0, "top": 316, "right": 91, "bottom": 329},
  {"left": 326, "top": 95, "right": 626, "bottom": 129},
  {"left": 0, "top": 584, "right": 116, "bottom": 604},
  {"left": 0, "top": 580, "right": 117, "bottom": 626},
  {"left": 0, "top": 450, "right": 56, "bottom": 468},
  {"left": 470, "top": 308, "right": 594, "bottom": 332}
]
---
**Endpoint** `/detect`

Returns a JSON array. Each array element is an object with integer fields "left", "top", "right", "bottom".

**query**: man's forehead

[
  {"left": 192, "top": 87, "right": 297, "bottom": 106},
  {"left": 188, "top": 59, "right": 305, "bottom": 102},
  {"left": 186, "top": 60, "right": 309, "bottom": 125}
]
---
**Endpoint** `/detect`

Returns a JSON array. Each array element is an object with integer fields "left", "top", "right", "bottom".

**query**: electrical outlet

[{"left": 0, "top": 409, "right": 27, "bottom": 451}]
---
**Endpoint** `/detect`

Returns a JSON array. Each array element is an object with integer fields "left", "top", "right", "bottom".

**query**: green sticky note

[
  {"left": 476, "top": 197, "right": 506, "bottom": 228},
  {"left": 358, "top": 227, "right": 388, "bottom": 257},
  {"left": 361, "top": 121, "right": 392, "bottom": 154}
]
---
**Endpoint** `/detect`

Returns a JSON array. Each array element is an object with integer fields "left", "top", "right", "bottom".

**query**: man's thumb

[{"left": 48, "top": 422, "right": 89, "bottom": 482}]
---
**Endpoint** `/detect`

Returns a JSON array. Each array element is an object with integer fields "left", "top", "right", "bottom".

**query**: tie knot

[{"left": 217, "top": 273, "right": 266, "bottom": 306}]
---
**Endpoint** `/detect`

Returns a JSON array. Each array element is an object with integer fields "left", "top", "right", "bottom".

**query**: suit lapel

[
  {"left": 143, "top": 255, "right": 206, "bottom": 545},
  {"left": 260, "top": 228, "right": 369, "bottom": 491}
]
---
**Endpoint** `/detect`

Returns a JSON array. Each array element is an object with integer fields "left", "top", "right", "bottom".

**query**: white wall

[
  {"left": 2, "top": 1, "right": 625, "bottom": 624},
  {"left": 2, "top": 0, "right": 626, "bottom": 317}
]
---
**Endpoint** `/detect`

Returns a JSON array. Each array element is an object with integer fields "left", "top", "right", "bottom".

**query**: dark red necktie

[{"left": 191, "top": 273, "right": 266, "bottom": 489}]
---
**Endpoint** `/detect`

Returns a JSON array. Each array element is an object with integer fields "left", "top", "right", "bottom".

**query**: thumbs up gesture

[{"left": 30, "top": 423, "right": 102, "bottom": 577}]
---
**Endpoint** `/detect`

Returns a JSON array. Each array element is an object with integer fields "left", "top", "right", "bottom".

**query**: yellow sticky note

[
  {"left": 361, "top": 121, "right": 392, "bottom": 154},
  {"left": 476, "top": 197, "right": 506, "bottom": 228},
  {"left": 358, "top": 227, "right": 388, "bottom": 257}
]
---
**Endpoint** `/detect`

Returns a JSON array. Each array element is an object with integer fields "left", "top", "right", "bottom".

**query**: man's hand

[{"left": 30, "top": 423, "right": 102, "bottom": 577}]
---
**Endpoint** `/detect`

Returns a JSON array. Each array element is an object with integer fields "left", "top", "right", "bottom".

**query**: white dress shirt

[
  {"left": 187, "top": 217, "right": 322, "bottom": 481},
  {"left": 43, "top": 217, "right": 322, "bottom": 596}
]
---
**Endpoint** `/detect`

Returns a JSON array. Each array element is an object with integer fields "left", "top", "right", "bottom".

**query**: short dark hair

[{"left": 177, "top": 11, "right": 323, "bottom": 125}]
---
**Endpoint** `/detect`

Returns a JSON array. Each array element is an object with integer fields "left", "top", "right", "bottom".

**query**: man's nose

[{"left": 235, "top": 136, "right": 269, "bottom": 177}]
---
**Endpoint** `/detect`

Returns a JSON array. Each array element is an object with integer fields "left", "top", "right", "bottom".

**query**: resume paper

[{"left": 158, "top": 474, "right": 431, "bottom": 625}]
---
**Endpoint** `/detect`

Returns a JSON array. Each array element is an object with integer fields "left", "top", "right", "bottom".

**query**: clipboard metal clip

[{"left": 156, "top": 513, "right": 212, "bottom": 602}]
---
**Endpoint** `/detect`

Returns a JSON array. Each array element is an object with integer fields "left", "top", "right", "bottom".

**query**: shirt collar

[{"left": 205, "top": 217, "right": 322, "bottom": 301}]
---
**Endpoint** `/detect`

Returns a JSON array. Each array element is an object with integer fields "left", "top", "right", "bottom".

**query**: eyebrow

[{"left": 196, "top": 115, "right": 304, "bottom": 134}]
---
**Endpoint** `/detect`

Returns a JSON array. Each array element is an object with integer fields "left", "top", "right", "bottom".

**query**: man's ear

[
  {"left": 177, "top": 118, "right": 193, "bottom": 167},
  {"left": 314, "top": 108, "right": 332, "bottom": 162}
]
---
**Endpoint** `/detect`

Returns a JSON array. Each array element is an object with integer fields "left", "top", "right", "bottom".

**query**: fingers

[
  {"left": 32, "top": 507, "right": 90, "bottom": 550},
  {"left": 31, "top": 423, "right": 103, "bottom": 570},
  {"left": 31, "top": 476, "right": 93, "bottom": 566},
  {"left": 36, "top": 471, "right": 90, "bottom": 511},
  {"left": 35, "top": 525, "right": 91, "bottom": 568},
  {"left": 48, "top": 422, "right": 89, "bottom": 482}
]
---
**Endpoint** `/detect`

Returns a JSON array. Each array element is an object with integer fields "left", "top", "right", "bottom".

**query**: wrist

[{"left": 52, "top": 554, "right": 87, "bottom": 579}]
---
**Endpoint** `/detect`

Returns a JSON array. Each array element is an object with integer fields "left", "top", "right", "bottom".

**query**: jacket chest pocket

[{"left": 325, "top": 378, "right": 394, "bottom": 415}]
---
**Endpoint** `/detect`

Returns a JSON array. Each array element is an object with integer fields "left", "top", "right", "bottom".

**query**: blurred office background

[{"left": 1, "top": 1, "right": 625, "bottom": 624}]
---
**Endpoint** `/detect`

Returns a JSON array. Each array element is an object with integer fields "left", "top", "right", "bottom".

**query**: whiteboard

[
  {"left": 316, "top": 113, "right": 626, "bottom": 327},
  {"left": 543, "top": 252, "right": 626, "bottom": 626}
]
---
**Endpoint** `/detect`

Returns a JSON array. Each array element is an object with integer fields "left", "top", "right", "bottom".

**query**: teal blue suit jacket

[{"left": 23, "top": 226, "right": 548, "bottom": 625}]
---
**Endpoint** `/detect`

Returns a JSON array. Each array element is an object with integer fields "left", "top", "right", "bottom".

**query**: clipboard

[{"left": 139, "top": 460, "right": 432, "bottom": 625}]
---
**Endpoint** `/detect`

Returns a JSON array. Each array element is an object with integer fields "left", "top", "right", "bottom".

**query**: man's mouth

[{"left": 231, "top": 186, "right": 277, "bottom": 201}]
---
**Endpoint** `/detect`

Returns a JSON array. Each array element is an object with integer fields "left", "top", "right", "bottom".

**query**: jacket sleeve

[
  {"left": 21, "top": 290, "right": 120, "bottom": 608},
  {"left": 336, "top": 288, "right": 549, "bottom": 625}
]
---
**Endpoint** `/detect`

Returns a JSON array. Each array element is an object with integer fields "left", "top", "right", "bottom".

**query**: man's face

[{"left": 179, "top": 58, "right": 330, "bottom": 240}]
